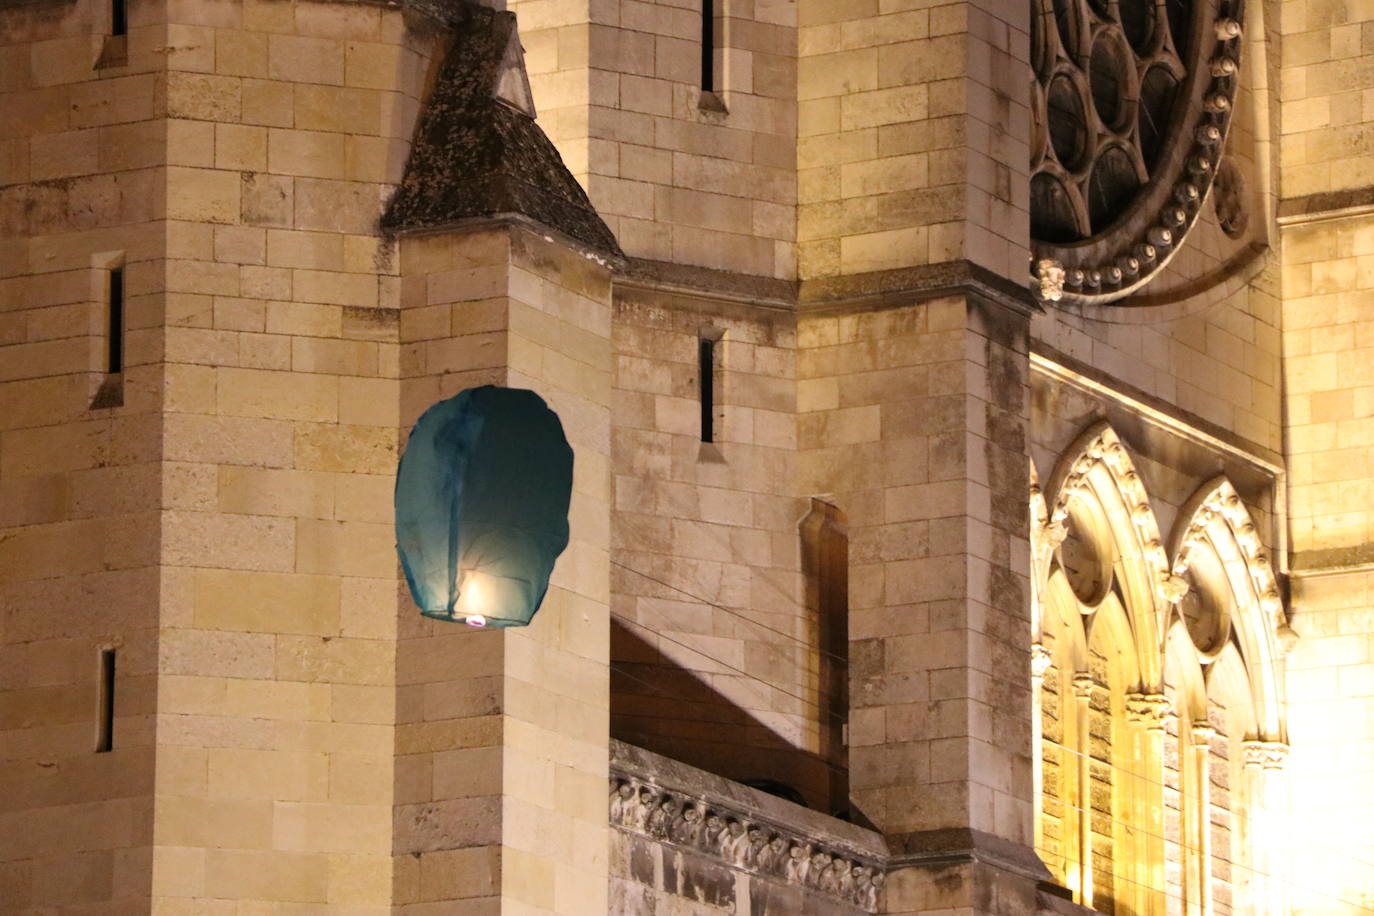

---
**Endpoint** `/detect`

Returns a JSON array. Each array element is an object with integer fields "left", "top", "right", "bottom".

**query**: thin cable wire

[
  {"left": 608, "top": 563, "right": 1372, "bottom": 903},
  {"left": 608, "top": 661, "right": 855, "bottom": 786},
  {"left": 611, "top": 610, "right": 849, "bottom": 726},
  {"left": 612, "top": 558, "right": 849, "bottom": 667},
  {"left": 609, "top": 661, "right": 834, "bottom": 735},
  {"left": 611, "top": 637, "right": 1371, "bottom": 909}
]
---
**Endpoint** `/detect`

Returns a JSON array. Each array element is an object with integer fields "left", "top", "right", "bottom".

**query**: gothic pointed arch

[
  {"left": 1046, "top": 421, "right": 1173, "bottom": 688},
  {"left": 1168, "top": 476, "right": 1290, "bottom": 741}
]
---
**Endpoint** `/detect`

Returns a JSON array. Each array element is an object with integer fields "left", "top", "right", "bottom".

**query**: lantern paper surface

[{"left": 395, "top": 386, "right": 573, "bottom": 628}]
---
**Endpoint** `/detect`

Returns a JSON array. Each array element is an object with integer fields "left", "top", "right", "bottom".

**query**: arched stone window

[{"left": 1031, "top": 427, "right": 1290, "bottom": 914}]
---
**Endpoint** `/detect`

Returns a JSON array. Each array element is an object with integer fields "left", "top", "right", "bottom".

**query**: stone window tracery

[
  {"left": 1029, "top": 0, "right": 1245, "bottom": 303},
  {"left": 1030, "top": 426, "right": 1289, "bottom": 914}
]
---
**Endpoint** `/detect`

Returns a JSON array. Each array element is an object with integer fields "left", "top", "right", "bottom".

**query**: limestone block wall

[
  {"left": 1277, "top": 0, "right": 1374, "bottom": 198},
  {"left": 796, "top": 295, "right": 1035, "bottom": 848},
  {"left": 0, "top": 0, "right": 166, "bottom": 909},
  {"left": 1280, "top": 217, "right": 1374, "bottom": 565},
  {"left": 394, "top": 225, "right": 613, "bottom": 913},
  {"left": 1031, "top": 6, "right": 1285, "bottom": 458},
  {"left": 606, "top": 285, "right": 820, "bottom": 805},
  {"left": 1278, "top": 213, "right": 1374, "bottom": 914},
  {"left": 1277, "top": 5, "right": 1374, "bottom": 913},
  {"left": 140, "top": 0, "right": 446, "bottom": 908},
  {"left": 1030, "top": 270, "right": 1284, "bottom": 459},
  {"left": 796, "top": 1, "right": 1030, "bottom": 281},
  {"left": 512, "top": 0, "right": 798, "bottom": 278}
]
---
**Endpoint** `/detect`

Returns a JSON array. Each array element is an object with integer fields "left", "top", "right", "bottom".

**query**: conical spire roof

[{"left": 382, "top": 2, "right": 621, "bottom": 258}]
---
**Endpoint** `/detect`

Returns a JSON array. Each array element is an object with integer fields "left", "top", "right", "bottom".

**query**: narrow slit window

[
  {"left": 700, "top": 0, "right": 715, "bottom": 92},
  {"left": 111, "top": 0, "right": 127, "bottom": 36},
  {"left": 96, "top": 648, "right": 116, "bottom": 753},
  {"left": 107, "top": 266, "right": 124, "bottom": 374},
  {"left": 698, "top": 336, "right": 716, "bottom": 442}
]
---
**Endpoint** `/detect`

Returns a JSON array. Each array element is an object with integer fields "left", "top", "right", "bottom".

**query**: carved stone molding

[
  {"left": 1190, "top": 722, "right": 1218, "bottom": 748},
  {"left": 1125, "top": 692, "right": 1174, "bottom": 729},
  {"left": 1029, "top": 0, "right": 1246, "bottom": 303},
  {"left": 1169, "top": 475, "right": 1292, "bottom": 653},
  {"left": 610, "top": 741, "right": 886, "bottom": 912},
  {"left": 1047, "top": 422, "right": 1174, "bottom": 607},
  {"left": 609, "top": 776, "right": 883, "bottom": 911},
  {"left": 1242, "top": 740, "right": 1289, "bottom": 769}
]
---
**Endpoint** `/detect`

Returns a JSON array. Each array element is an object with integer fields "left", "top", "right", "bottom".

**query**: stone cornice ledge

[
  {"left": 886, "top": 827, "right": 1057, "bottom": 887},
  {"left": 615, "top": 258, "right": 1040, "bottom": 318},
  {"left": 1277, "top": 187, "right": 1374, "bottom": 226},
  {"left": 799, "top": 259, "right": 1041, "bottom": 318},
  {"left": 610, "top": 739, "right": 886, "bottom": 911}
]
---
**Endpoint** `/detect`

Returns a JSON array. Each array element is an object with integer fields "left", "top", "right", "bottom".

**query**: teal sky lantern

[{"left": 395, "top": 386, "right": 573, "bottom": 628}]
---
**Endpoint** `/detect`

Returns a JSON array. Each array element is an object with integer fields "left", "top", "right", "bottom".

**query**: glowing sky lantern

[{"left": 395, "top": 386, "right": 573, "bottom": 628}]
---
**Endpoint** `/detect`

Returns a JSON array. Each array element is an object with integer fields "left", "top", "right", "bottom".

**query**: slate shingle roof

[{"left": 381, "top": 2, "right": 622, "bottom": 259}]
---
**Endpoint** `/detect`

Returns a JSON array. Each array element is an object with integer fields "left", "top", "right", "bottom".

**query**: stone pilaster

[
  {"left": 1125, "top": 693, "right": 1175, "bottom": 916},
  {"left": 1189, "top": 722, "right": 1217, "bottom": 916},
  {"left": 393, "top": 224, "right": 613, "bottom": 913},
  {"left": 1071, "top": 673, "right": 1095, "bottom": 906},
  {"left": 1242, "top": 740, "right": 1289, "bottom": 916}
]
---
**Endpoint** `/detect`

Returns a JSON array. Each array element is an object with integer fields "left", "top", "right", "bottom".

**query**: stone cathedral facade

[{"left": 2, "top": 0, "right": 1373, "bottom": 912}]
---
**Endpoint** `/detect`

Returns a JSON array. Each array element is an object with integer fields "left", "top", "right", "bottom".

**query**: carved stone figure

[
  {"left": 854, "top": 868, "right": 872, "bottom": 905},
  {"left": 647, "top": 797, "right": 676, "bottom": 838},
  {"left": 743, "top": 827, "right": 767, "bottom": 868},
  {"left": 836, "top": 861, "right": 857, "bottom": 898},
  {"left": 634, "top": 788, "right": 656, "bottom": 830},
  {"left": 760, "top": 835, "right": 788, "bottom": 874},
  {"left": 819, "top": 857, "right": 843, "bottom": 893},
  {"left": 783, "top": 843, "right": 809, "bottom": 883},
  {"left": 806, "top": 850, "right": 831, "bottom": 888},
  {"left": 864, "top": 871, "right": 884, "bottom": 910},
  {"left": 719, "top": 820, "right": 747, "bottom": 864},
  {"left": 669, "top": 803, "right": 702, "bottom": 846},
  {"left": 609, "top": 781, "right": 634, "bottom": 825},
  {"left": 701, "top": 814, "right": 725, "bottom": 853}
]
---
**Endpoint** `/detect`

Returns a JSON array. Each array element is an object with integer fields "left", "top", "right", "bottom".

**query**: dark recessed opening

[
  {"left": 1138, "top": 66, "right": 1180, "bottom": 172},
  {"left": 1166, "top": 0, "right": 1193, "bottom": 57},
  {"left": 1089, "top": 33, "right": 1129, "bottom": 130},
  {"left": 1051, "top": 0, "right": 1079, "bottom": 55},
  {"left": 699, "top": 336, "right": 716, "bottom": 443},
  {"left": 1031, "top": 172, "right": 1083, "bottom": 243},
  {"left": 1121, "top": 0, "right": 1154, "bottom": 51},
  {"left": 107, "top": 266, "right": 124, "bottom": 374},
  {"left": 700, "top": 0, "right": 715, "bottom": 93},
  {"left": 1047, "top": 76, "right": 1088, "bottom": 170},
  {"left": 1088, "top": 146, "right": 1141, "bottom": 234},
  {"left": 96, "top": 648, "right": 116, "bottom": 753}
]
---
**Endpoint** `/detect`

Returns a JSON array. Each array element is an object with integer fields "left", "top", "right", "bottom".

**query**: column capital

[
  {"left": 1124, "top": 692, "right": 1174, "bottom": 729},
  {"left": 1071, "top": 672, "right": 1095, "bottom": 699},
  {"left": 1190, "top": 721, "right": 1217, "bottom": 748},
  {"left": 1242, "top": 740, "right": 1290, "bottom": 769}
]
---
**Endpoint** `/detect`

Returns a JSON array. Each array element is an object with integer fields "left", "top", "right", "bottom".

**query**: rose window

[{"left": 1029, "top": 0, "right": 1245, "bottom": 304}]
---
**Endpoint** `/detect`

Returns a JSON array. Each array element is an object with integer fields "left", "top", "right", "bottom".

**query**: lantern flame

[{"left": 455, "top": 571, "right": 487, "bottom": 621}]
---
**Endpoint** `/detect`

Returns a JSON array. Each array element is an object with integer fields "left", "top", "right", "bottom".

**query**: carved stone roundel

[{"left": 1029, "top": 0, "right": 1244, "bottom": 305}]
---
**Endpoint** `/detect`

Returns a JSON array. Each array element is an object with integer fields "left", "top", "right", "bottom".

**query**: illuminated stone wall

[{"left": 4, "top": 0, "right": 1374, "bottom": 913}]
